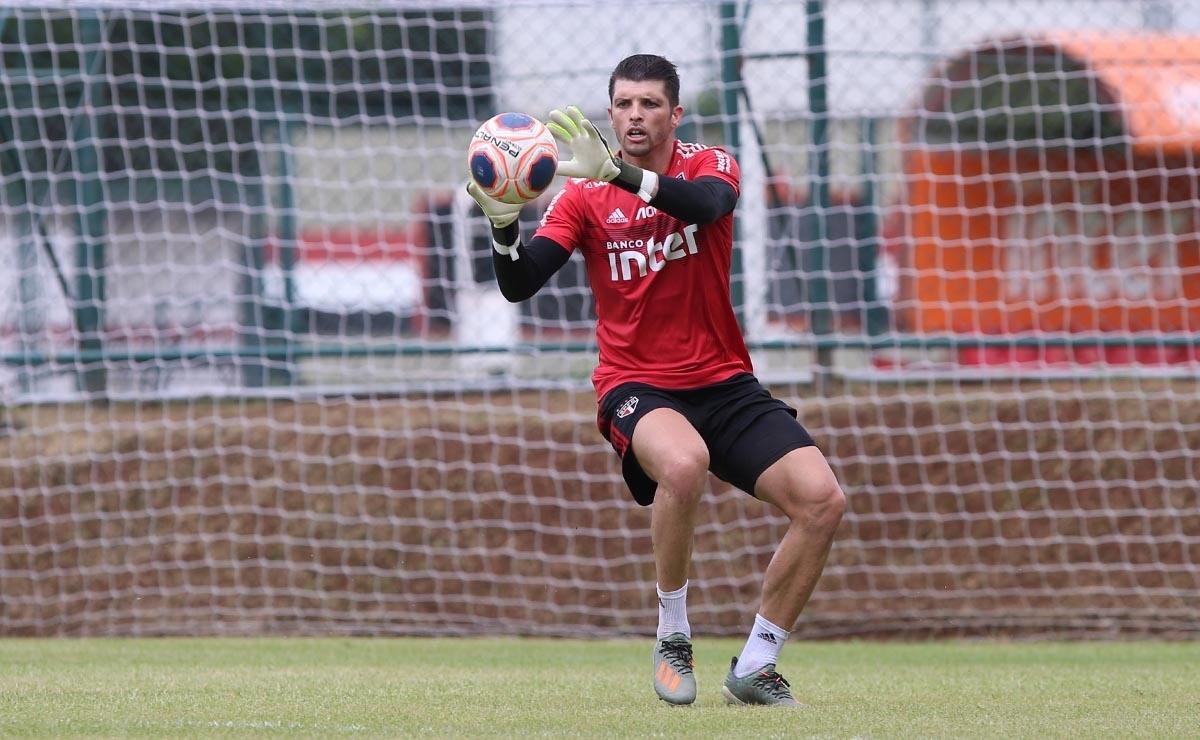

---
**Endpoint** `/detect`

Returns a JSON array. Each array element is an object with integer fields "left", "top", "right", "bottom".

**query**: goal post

[{"left": 1, "top": 1, "right": 1198, "bottom": 638}]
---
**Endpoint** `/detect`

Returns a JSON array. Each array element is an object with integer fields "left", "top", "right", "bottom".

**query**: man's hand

[
  {"left": 547, "top": 106, "right": 620, "bottom": 182},
  {"left": 466, "top": 181, "right": 523, "bottom": 228}
]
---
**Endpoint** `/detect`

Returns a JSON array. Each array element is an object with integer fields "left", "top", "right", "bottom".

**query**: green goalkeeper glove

[
  {"left": 547, "top": 105, "right": 660, "bottom": 202},
  {"left": 465, "top": 182, "right": 521, "bottom": 261},
  {"left": 465, "top": 181, "right": 523, "bottom": 229},
  {"left": 547, "top": 106, "right": 621, "bottom": 182}
]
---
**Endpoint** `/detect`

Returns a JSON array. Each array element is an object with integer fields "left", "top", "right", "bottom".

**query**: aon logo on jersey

[{"left": 607, "top": 224, "right": 700, "bottom": 282}]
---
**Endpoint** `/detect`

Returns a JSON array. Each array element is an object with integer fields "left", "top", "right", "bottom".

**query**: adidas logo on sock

[
  {"left": 756, "top": 631, "right": 778, "bottom": 644},
  {"left": 606, "top": 207, "right": 629, "bottom": 224}
]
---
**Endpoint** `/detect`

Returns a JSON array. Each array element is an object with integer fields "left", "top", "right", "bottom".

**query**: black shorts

[{"left": 596, "top": 373, "right": 816, "bottom": 506}]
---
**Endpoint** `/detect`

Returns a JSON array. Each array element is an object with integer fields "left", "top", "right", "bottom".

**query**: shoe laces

[
  {"left": 752, "top": 669, "right": 794, "bottom": 699},
  {"left": 658, "top": 638, "right": 694, "bottom": 674}
]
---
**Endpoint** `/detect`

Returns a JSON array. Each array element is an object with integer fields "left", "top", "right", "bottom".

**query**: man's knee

[
  {"left": 758, "top": 451, "right": 846, "bottom": 528},
  {"left": 652, "top": 448, "right": 710, "bottom": 504},
  {"left": 804, "top": 477, "right": 846, "bottom": 529}
]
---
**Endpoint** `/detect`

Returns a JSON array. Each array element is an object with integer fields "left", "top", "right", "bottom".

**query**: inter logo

[{"left": 606, "top": 224, "right": 701, "bottom": 282}]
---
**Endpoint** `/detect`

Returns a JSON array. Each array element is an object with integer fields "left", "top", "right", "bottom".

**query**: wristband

[
  {"left": 491, "top": 224, "right": 520, "bottom": 261},
  {"left": 613, "top": 160, "right": 660, "bottom": 203},
  {"left": 635, "top": 169, "right": 659, "bottom": 203}
]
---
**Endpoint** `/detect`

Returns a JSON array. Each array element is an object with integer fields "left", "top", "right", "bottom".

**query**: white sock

[
  {"left": 734, "top": 613, "right": 789, "bottom": 677},
  {"left": 656, "top": 582, "right": 690, "bottom": 640}
]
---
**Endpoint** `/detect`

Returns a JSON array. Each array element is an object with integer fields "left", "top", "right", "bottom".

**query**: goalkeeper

[{"left": 467, "top": 54, "right": 845, "bottom": 707}]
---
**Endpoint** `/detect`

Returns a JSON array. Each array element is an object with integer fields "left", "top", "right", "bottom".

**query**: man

[{"left": 466, "top": 54, "right": 845, "bottom": 707}]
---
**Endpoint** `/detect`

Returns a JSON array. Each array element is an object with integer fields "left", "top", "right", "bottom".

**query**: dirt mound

[{"left": 2, "top": 379, "right": 1197, "bottom": 637}]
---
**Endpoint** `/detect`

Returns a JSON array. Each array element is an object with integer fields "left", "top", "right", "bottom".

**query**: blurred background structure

[{"left": 1, "top": 1, "right": 1197, "bottom": 638}]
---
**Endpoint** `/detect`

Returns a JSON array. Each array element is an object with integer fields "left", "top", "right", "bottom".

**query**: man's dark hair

[{"left": 608, "top": 54, "right": 680, "bottom": 107}]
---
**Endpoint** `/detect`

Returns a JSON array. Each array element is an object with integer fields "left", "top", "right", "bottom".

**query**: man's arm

[
  {"left": 638, "top": 175, "right": 736, "bottom": 225},
  {"left": 488, "top": 221, "right": 571, "bottom": 303},
  {"left": 465, "top": 182, "right": 571, "bottom": 303}
]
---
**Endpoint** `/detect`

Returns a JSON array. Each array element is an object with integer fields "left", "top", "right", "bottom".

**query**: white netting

[{"left": 1, "top": 1, "right": 1197, "bottom": 637}]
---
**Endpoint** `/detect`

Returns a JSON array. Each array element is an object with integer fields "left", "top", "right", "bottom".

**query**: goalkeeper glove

[
  {"left": 548, "top": 106, "right": 621, "bottom": 182},
  {"left": 547, "top": 106, "right": 660, "bottom": 202},
  {"left": 465, "top": 181, "right": 523, "bottom": 229},
  {"left": 465, "top": 182, "right": 522, "bottom": 260}
]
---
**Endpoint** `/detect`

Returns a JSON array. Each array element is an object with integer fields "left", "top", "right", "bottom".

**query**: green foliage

[{"left": 918, "top": 44, "right": 1127, "bottom": 147}]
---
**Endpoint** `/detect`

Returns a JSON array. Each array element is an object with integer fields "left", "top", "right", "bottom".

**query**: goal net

[{"left": 1, "top": 0, "right": 1197, "bottom": 638}]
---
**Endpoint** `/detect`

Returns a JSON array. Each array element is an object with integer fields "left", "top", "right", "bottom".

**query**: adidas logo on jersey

[{"left": 606, "top": 207, "right": 629, "bottom": 224}]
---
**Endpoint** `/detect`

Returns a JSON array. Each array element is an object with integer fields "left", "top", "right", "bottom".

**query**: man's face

[{"left": 608, "top": 79, "right": 682, "bottom": 159}]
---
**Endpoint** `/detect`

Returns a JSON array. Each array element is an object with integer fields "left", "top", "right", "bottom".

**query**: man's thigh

[
  {"left": 597, "top": 384, "right": 703, "bottom": 505},
  {"left": 753, "top": 445, "right": 840, "bottom": 516},
  {"left": 630, "top": 407, "right": 710, "bottom": 485}
]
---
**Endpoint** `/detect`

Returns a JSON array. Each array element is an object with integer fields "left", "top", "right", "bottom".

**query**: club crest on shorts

[{"left": 616, "top": 396, "right": 639, "bottom": 419}]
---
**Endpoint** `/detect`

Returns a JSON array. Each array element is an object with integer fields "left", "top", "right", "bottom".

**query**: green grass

[{"left": 1, "top": 638, "right": 1197, "bottom": 738}]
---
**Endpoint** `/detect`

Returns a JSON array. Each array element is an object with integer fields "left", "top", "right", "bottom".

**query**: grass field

[{"left": 1, "top": 638, "right": 1197, "bottom": 738}]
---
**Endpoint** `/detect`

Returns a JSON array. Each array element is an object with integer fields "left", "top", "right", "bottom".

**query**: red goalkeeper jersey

[{"left": 534, "top": 140, "right": 752, "bottom": 401}]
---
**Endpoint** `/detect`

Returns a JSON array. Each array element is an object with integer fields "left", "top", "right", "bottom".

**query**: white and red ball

[{"left": 467, "top": 112, "right": 559, "bottom": 205}]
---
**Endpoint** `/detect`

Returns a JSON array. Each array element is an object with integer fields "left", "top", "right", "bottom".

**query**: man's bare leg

[
  {"left": 632, "top": 408, "right": 710, "bottom": 592},
  {"left": 631, "top": 407, "right": 709, "bottom": 705},
  {"left": 722, "top": 446, "right": 845, "bottom": 706},
  {"left": 753, "top": 446, "right": 845, "bottom": 628}
]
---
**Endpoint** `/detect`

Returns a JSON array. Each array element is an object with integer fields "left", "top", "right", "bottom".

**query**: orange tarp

[{"left": 905, "top": 148, "right": 1200, "bottom": 333}]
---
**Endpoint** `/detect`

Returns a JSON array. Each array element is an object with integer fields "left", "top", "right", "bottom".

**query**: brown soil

[{"left": 2, "top": 378, "right": 1197, "bottom": 637}]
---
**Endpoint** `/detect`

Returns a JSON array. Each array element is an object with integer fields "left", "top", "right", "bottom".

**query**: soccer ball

[{"left": 467, "top": 112, "right": 559, "bottom": 205}]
